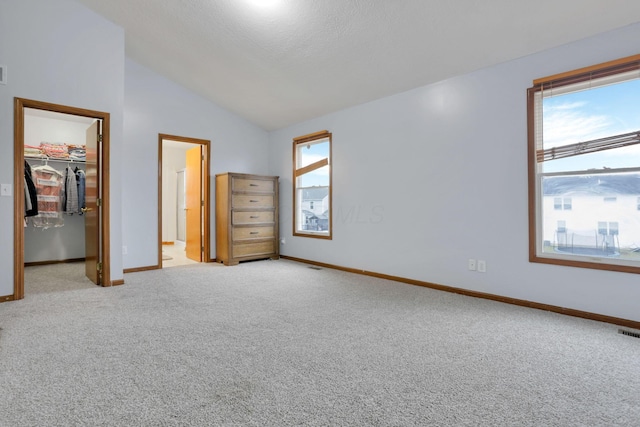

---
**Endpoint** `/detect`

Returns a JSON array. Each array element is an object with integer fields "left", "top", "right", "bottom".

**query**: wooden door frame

[
  {"left": 158, "top": 134, "right": 211, "bottom": 267},
  {"left": 13, "top": 98, "right": 112, "bottom": 299}
]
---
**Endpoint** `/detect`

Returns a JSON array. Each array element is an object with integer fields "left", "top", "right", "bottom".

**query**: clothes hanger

[{"left": 32, "top": 160, "right": 64, "bottom": 176}]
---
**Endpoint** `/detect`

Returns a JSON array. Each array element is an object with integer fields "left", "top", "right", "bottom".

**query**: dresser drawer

[
  {"left": 233, "top": 226, "right": 274, "bottom": 240},
  {"left": 232, "top": 240, "right": 275, "bottom": 258},
  {"left": 232, "top": 194, "right": 274, "bottom": 209},
  {"left": 232, "top": 211, "right": 275, "bottom": 225},
  {"left": 232, "top": 177, "right": 275, "bottom": 193}
]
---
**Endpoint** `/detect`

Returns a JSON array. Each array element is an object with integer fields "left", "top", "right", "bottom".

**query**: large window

[
  {"left": 528, "top": 55, "right": 640, "bottom": 273},
  {"left": 293, "top": 130, "right": 332, "bottom": 239}
]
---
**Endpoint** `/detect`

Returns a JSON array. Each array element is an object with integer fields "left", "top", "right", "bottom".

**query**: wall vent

[
  {"left": 618, "top": 329, "right": 640, "bottom": 339},
  {"left": 0, "top": 65, "right": 6, "bottom": 84}
]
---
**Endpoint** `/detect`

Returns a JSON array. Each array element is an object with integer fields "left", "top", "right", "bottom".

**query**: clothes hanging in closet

[
  {"left": 75, "top": 167, "right": 86, "bottom": 214},
  {"left": 63, "top": 166, "right": 79, "bottom": 214},
  {"left": 24, "top": 160, "right": 38, "bottom": 217},
  {"left": 31, "top": 164, "right": 65, "bottom": 229}
]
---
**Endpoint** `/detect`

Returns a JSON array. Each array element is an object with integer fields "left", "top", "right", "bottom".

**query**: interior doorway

[
  {"left": 13, "top": 98, "right": 112, "bottom": 299},
  {"left": 158, "top": 134, "right": 210, "bottom": 268}
]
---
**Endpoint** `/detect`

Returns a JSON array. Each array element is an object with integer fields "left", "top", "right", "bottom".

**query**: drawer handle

[
  {"left": 250, "top": 199, "right": 259, "bottom": 203},
  {"left": 249, "top": 183, "right": 259, "bottom": 187},
  {"left": 250, "top": 215, "right": 259, "bottom": 219},
  {"left": 250, "top": 232, "right": 259, "bottom": 235}
]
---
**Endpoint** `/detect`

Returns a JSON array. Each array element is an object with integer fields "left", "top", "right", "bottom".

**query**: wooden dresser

[{"left": 215, "top": 173, "right": 279, "bottom": 265}]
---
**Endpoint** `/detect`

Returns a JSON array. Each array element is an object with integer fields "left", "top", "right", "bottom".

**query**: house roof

[
  {"left": 74, "top": 0, "right": 640, "bottom": 131},
  {"left": 301, "top": 187, "right": 328, "bottom": 200},
  {"left": 302, "top": 210, "right": 316, "bottom": 218},
  {"left": 543, "top": 174, "right": 640, "bottom": 196}
]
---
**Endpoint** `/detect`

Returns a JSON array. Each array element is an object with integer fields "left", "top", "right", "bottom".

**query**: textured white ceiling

[{"left": 74, "top": 0, "right": 640, "bottom": 131}]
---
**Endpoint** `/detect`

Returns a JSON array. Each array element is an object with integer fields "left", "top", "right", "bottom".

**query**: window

[
  {"left": 554, "top": 197, "right": 572, "bottom": 210},
  {"left": 528, "top": 55, "right": 640, "bottom": 273},
  {"left": 293, "top": 130, "right": 332, "bottom": 239},
  {"left": 557, "top": 220, "right": 567, "bottom": 233}
]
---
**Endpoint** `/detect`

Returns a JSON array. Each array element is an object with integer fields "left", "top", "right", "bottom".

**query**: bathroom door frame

[{"left": 158, "top": 134, "right": 211, "bottom": 267}]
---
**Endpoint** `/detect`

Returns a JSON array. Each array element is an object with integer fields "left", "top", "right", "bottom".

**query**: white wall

[
  {"left": 162, "top": 145, "right": 187, "bottom": 243},
  {"left": 24, "top": 114, "right": 89, "bottom": 262},
  {"left": 24, "top": 114, "right": 92, "bottom": 147},
  {"left": 123, "top": 59, "right": 269, "bottom": 269},
  {"left": 269, "top": 23, "right": 640, "bottom": 323},
  {"left": 0, "top": 0, "right": 125, "bottom": 295}
]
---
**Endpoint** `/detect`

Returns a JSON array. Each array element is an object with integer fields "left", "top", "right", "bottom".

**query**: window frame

[
  {"left": 527, "top": 54, "right": 640, "bottom": 274},
  {"left": 292, "top": 130, "right": 333, "bottom": 240}
]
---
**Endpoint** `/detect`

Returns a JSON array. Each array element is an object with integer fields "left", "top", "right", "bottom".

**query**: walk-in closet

[{"left": 23, "top": 108, "right": 95, "bottom": 293}]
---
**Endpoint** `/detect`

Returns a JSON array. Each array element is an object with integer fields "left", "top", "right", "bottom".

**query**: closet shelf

[{"left": 25, "top": 155, "right": 86, "bottom": 164}]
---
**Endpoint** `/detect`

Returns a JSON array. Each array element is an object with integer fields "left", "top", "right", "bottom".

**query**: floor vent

[
  {"left": 308, "top": 266, "right": 322, "bottom": 270},
  {"left": 618, "top": 329, "right": 640, "bottom": 339}
]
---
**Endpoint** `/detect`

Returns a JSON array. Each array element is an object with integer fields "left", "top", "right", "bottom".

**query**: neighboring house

[
  {"left": 542, "top": 173, "right": 640, "bottom": 254},
  {"left": 300, "top": 187, "right": 329, "bottom": 231}
]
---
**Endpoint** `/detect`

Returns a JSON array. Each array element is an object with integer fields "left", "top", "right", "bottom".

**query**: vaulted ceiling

[{"left": 75, "top": 0, "right": 640, "bottom": 131}]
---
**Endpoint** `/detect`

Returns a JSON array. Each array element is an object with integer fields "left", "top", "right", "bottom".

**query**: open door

[
  {"left": 84, "top": 120, "right": 101, "bottom": 284},
  {"left": 157, "top": 134, "right": 210, "bottom": 269},
  {"left": 185, "top": 145, "right": 202, "bottom": 262},
  {"left": 177, "top": 170, "right": 187, "bottom": 242}
]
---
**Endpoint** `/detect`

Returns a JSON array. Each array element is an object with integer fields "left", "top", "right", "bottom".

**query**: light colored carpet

[{"left": 1, "top": 260, "right": 639, "bottom": 426}]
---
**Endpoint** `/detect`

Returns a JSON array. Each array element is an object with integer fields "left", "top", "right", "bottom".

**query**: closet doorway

[
  {"left": 158, "top": 134, "right": 210, "bottom": 268},
  {"left": 13, "top": 98, "right": 111, "bottom": 299}
]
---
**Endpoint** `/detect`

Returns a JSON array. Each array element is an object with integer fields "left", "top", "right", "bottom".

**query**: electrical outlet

[
  {"left": 478, "top": 260, "right": 486, "bottom": 273},
  {"left": 122, "top": 246, "right": 128, "bottom": 255},
  {"left": 280, "top": 238, "right": 285, "bottom": 245},
  {"left": 0, "top": 184, "right": 11, "bottom": 197},
  {"left": 468, "top": 259, "right": 477, "bottom": 271}
]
